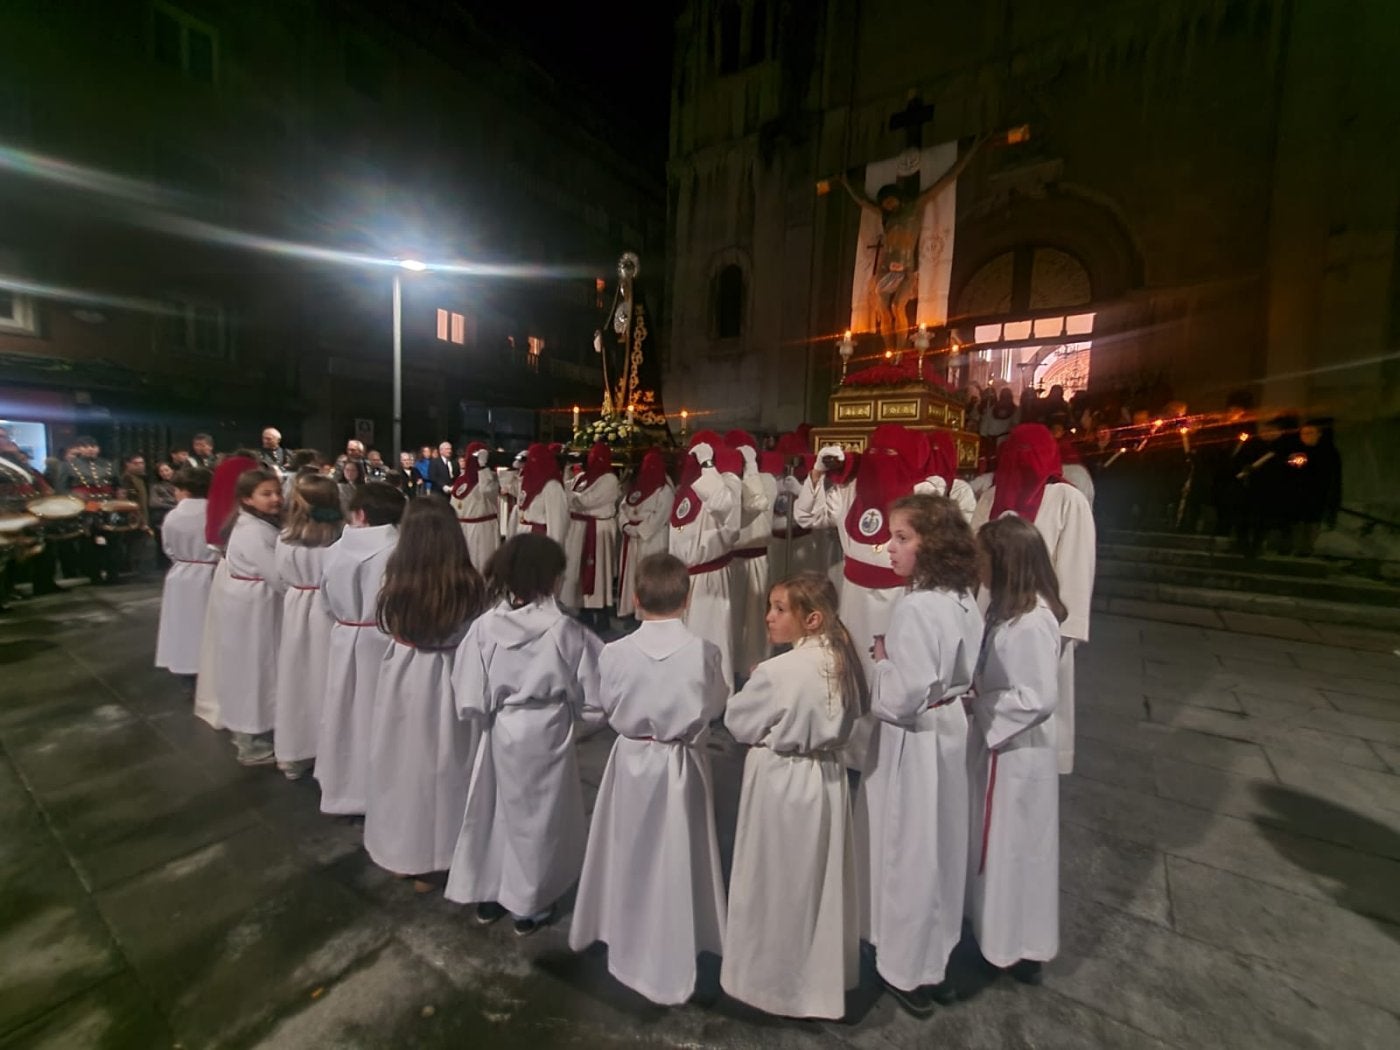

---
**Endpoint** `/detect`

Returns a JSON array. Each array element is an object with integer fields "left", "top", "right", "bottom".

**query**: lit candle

[
  {"left": 680, "top": 409, "right": 689, "bottom": 436},
  {"left": 1179, "top": 426, "right": 1190, "bottom": 454},
  {"left": 627, "top": 404, "right": 635, "bottom": 425},
  {"left": 572, "top": 405, "right": 580, "bottom": 431}
]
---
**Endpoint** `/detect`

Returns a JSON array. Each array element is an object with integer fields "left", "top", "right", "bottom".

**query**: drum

[
  {"left": 92, "top": 499, "right": 143, "bottom": 533},
  {"left": 0, "top": 513, "right": 42, "bottom": 563},
  {"left": 27, "top": 495, "right": 86, "bottom": 542}
]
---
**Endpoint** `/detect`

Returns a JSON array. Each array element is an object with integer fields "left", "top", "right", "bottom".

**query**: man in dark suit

[{"left": 426, "top": 441, "right": 456, "bottom": 495}]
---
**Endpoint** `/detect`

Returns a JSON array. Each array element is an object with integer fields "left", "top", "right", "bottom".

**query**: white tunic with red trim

[
  {"left": 516, "top": 477, "right": 569, "bottom": 545},
  {"left": 271, "top": 539, "right": 333, "bottom": 763},
  {"left": 967, "top": 600, "right": 1060, "bottom": 968},
  {"left": 668, "top": 466, "right": 740, "bottom": 687},
  {"left": 730, "top": 468, "right": 775, "bottom": 677},
  {"left": 563, "top": 472, "right": 620, "bottom": 610},
  {"left": 858, "top": 588, "right": 983, "bottom": 990},
  {"left": 316, "top": 523, "right": 397, "bottom": 815},
  {"left": 156, "top": 498, "right": 214, "bottom": 676},
  {"left": 616, "top": 482, "right": 673, "bottom": 618},
  {"left": 215, "top": 512, "right": 282, "bottom": 735},
  {"left": 450, "top": 470, "right": 501, "bottom": 572},
  {"left": 971, "top": 482, "right": 1095, "bottom": 774}
]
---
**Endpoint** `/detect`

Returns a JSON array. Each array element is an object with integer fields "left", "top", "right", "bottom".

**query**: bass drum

[
  {"left": 0, "top": 513, "right": 42, "bottom": 564},
  {"left": 27, "top": 494, "right": 87, "bottom": 542},
  {"left": 92, "top": 499, "right": 143, "bottom": 533}
]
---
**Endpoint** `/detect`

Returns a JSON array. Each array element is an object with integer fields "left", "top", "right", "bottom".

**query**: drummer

[{"left": 66, "top": 437, "right": 121, "bottom": 585}]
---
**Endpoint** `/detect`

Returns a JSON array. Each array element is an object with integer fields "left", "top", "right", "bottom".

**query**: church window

[
  {"left": 527, "top": 336, "right": 545, "bottom": 371},
  {"left": 0, "top": 290, "right": 38, "bottom": 336},
  {"left": 713, "top": 264, "right": 745, "bottom": 340}
]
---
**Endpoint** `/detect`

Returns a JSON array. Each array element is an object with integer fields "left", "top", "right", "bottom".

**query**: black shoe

[
  {"left": 1008, "top": 959, "right": 1043, "bottom": 985},
  {"left": 475, "top": 901, "right": 507, "bottom": 926},
  {"left": 512, "top": 905, "right": 556, "bottom": 937},
  {"left": 883, "top": 980, "right": 940, "bottom": 1018},
  {"left": 927, "top": 979, "right": 958, "bottom": 1004}
]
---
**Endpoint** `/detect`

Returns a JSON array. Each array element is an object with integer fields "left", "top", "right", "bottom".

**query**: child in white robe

[
  {"left": 668, "top": 432, "right": 741, "bottom": 686},
  {"left": 447, "top": 532, "right": 603, "bottom": 934},
  {"left": 971, "top": 423, "right": 1095, "bottom": 774},
  {"left": 317, "top": 482, "right": 406, "bottom": 815},
  {"left": 365, "top": 497, "right": 486, "bottom": 884},
  {"left": 270, "top": 474, "right": 342, "bottom": 780},
  {"left": 861, "top": 494, "right": 984, "bottom": 1013},
  {"left": 721, "top": 571, "right": 866, "bottom": 1021},
  {"left": 215, "top": 468, "right": 284, "bottom": 765},
  {"left": 449, "top": 442, "right": 501, "bottom": 572},
  {"left": 570, "top": 552, "right": 729, "bottom": 1005},
  {"left": 155, "top": 467, "right": 215, "bottom": 679},
  {"left": 967, "top": 513, "right": 1063, "bottom": 983},
  {"left": 615, "top": 450, "right": 673, "bottom": 619}
]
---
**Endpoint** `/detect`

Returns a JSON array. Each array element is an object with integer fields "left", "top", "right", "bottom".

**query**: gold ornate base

[{"left": 813, "top": 382, "right": 978, "bottom": 469}]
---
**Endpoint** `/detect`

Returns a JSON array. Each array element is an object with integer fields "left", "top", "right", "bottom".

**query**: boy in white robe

[
  {"left": 449, "top": 442, "right": 500, "bottom": 572},
  {"left": 316, "top": 482, "right": 406, "bottom": 815},
  {"left": 971, "top": 423, "right": 1095, "bottom": 774},
  {"left": 155, "top": 467, "right": 215, "bottom": 679},
  {"left": 570, "top": 553, "right": 729, "bottom": 1005},
  {"left": 616, "top": 450, "right": 673, "bottom": 619},
  {"left": 668, "top": 432, "right": 741, "bottom": 687},
  {"left": 447, "top": 533, "right": 603, "bottom": 934},
  {"left": 725, "top": 430, "right": 775, "bottom": 681}
]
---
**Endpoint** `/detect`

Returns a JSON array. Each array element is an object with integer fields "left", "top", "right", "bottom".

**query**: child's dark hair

[
  {"left": 235, "top": 467, "right": 280, "bottom": 503},
  {"left": 378, "top": 497, "right": 485, "bottom": 646},
  {"left": 977, "top": 514, "right": 1068, "bottom": 625},
  {"left": 484, "top": 532, "right": 566, "bottom": 607},
  {"left": 282, "top": 474, "right": 343, "bottom": 547},
  {"left": 290, "top": 448, "right": 323, "bottom": 472},
  {"left": 351, "top": 481, "right": 407, "bottom": 526},
  {"left": 889, "top": 493, "right": 979, "bottom": 593},
  {"left": 634, "top": 553, "right": 690, "bottom": 615},
  {"left": 173, "top": 466, "right": 211, "bottom": 498},
  {"left": 771, "top": 571, "right": 869, "bottom": 716}
]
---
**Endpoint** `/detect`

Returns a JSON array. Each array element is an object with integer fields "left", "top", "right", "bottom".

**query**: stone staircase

[{"left": 1093, "top": 529, "right": 1400, "bottom": 635}]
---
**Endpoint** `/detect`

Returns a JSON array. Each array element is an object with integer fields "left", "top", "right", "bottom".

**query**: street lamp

[{"left": 392, "top": 258, "right": 426, "bottom": 457}]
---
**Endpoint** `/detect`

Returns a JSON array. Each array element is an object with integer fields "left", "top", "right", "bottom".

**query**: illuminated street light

[
  {"left": 392, "top": 258, "right": 430, "bottom": 456},
  {"left": 399, "top": 258, "right": 428, "bottom": 272}
]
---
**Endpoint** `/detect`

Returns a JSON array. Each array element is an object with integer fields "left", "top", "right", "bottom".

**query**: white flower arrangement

[{"left": 573, "top": 415, "right": 639, "bottom": 446}]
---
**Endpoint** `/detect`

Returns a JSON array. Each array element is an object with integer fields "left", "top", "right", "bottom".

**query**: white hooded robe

[
  {"left": 450, "top": 469, "right": 501, "bottom": 572},
  {"left": 668, "top": 464, "right": 740, "bottom": 687},
  {"left": 271, "top": 539, "right": 333, "bottom": 763},
  {"left": 616, "top": 482, "right": 674, "bottom": 618},
  {"left": 564, "top": 471, "right": 620, "bottom": 611},
  {"left": 155, "top": 498, "right": 215, "bottom": 676},
  {"left": 215, "top": 512, "right": 282, "bottom": 735}
]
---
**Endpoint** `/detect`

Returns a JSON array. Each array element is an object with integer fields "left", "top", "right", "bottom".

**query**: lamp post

[{"left": 392, "top": 258, "right": 427, "bottom": 458}]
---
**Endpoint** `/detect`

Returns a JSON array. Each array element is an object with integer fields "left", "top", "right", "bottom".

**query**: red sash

[
  {"left": 523, "top": 521, "right": 546, "bottom": 534},
  {"left": 842, "top": 557, "right": 903, "bottom": 591},
  {"left": 688, "top": 553, "right": 733, "bottom": 576},
  {"left": 570, "top": 512, "right": 600, "bottom": 596},
  {"left": 979, "top": 751, "right": 999, "bottom": 875},
  {"left": 336, "top": 618, "right": 377, "bottom": 627},
  {"left": 734, "top": 547, "right": 766, "bottom": 560},
  {"left": 457, "top": 514, "right": 496, "bottom": 524}
]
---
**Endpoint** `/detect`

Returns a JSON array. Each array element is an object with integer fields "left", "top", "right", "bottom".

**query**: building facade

[
  {"left": 0, "top": 0, "right": 663, "bottom": 464},
  {"left": 664, "top": 0, "right": 1400, "bottom": 503}
]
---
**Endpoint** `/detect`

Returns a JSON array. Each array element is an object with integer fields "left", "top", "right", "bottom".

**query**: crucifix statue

[{"left": 838, "top": 96, "right": 992, "bottom": 351}]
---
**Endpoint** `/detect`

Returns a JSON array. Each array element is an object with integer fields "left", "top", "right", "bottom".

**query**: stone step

[
  {"left": 1100, "top": 529, "right": 1230, "bottom": 553},
  {"left": 1097, "top": 542, "right": 1336, "bottom": 580},
  {"left": 1093, "top": 575, "right": 1400, "bottom": 631},
  {"left": 1097, "top": 557, "right": 1400, "bottom": 608}
]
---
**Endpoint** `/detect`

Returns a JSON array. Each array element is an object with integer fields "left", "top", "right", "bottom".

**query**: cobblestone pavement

[{"left": 2, "top": 579, "right": 1398, "bottom": 1048}]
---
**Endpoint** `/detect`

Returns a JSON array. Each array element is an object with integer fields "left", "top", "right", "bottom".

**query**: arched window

[{"left": 713, "top": 264, "right": 745, "bottom": 340}]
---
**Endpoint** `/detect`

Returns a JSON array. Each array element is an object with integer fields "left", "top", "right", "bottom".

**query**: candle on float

[
  {"left": 627, "top": 404, "right": 635, "bottom": 425},
  {"left": 680, "top": 409, "right": 689, "bottom": 436},
  {"left": 572, "top": 405, "right": 580, "bottom": 431},
  {"left": 1179, "top": 426, "right": 1190, "bottom": 454}
]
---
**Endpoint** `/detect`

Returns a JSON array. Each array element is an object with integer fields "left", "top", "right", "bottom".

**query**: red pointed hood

[
  {"left": 724, "top": 429, "right": 756, "bottom": 451},
  {"left": 519, "top": 443, "right": 561, "bottom": 509},
  {"left": 925, "top": 430, "right": 958, "bottom": 493},
  {"left": 206, "top": 454, "right": 259, "bottom": 546},
  {"left": 991, "top": 423, "right": 1064, "bottom": 520},
  {"left": 580, "top": 441, "right": 614, "bottom": 486},
  {"left": 625, "top": 449, "right": 668, "bottom": 505},
  {"left": 452, "top": 442, "right": 490, "bottom": 497},
  {"left": 843, "top": 426, "right": 926, "bottom": 547},
  {"left": 758, "top": 450, "right": 785, "bottom": 477}
]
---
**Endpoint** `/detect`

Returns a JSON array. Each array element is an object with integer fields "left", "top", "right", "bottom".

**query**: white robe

[
  {"left": 859, "top": 588, "right": 983, "bottom": 990},
  {"left": 569, "top": 619, "right": 729, "bottom": 1005},
  {"left": 271, "top": 539, "right": 333, "bottom": 763},
  {"left": 446, "top": 598, "right": 603, "bottom": 916},
  {"left": 616, "top": 483, "right": 673, "bottom": 618},
  {"left": 517, "top": 478, "right": 569, "bottom": 545},
  {"left": 316, "top": 523, "right": 397, "bottom": 815},
  {"left": 193, "top": 557, "right": 228, "bottom": 729},
  {"left": 564, "top": 472, "right": 620, "bottom": 611},
  {"left": 971, "top": 482, "right": 1095, "bottom": 773},
  {"left": 498, "top": 468, "right": 520, "bottom": 537},
  {"left": 730, "top": 468, "right": 775, "bottom": 678},
  {"left": 967, "top": 601, "right": 1060, "bottom": 967},
  {"left": 720, "top": 637, "right": 860, "bottom": 1020},
  {"left": 669, "top": 465, "right": 740, "bottom": 687},
  {"left": 215, "top": 513, "right": 282, "bottom": 735},
  {"left": 155, "top": 498, "right": 215, "bottom": 676},
  {"left": 365, "top": 625, "right": 478, "bottom": 875},
  {"left": 450, "top": 471, "right": 501, "bottom": 572}
]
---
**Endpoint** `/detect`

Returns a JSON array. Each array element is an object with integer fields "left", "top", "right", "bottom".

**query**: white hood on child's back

[
  {"left": 483, "top": 597, "right": 565, "bottom": 649},
  {"left": 333, "top": 523, "right": 397, "bottom": 564},
  {"left": 629, "top": 618, "right": 695, "bottom": 662}
]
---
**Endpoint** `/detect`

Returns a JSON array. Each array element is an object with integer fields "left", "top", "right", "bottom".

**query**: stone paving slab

[{"left": 1, "top": 580, "right": 1398, "bottom": 1048}]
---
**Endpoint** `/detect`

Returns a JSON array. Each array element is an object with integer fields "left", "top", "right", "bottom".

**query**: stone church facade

[{"left": 663, "top": 0, "right": 1400, "bottom": 503}]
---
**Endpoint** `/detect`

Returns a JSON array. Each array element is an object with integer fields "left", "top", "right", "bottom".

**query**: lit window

[
  {"left": 974, "top": 323, "right": 1002, "bottom": 344},
  {"left": 1033, "top": 316, "right": 1064, "bottom": 338},
  {"left": 0, "top": 290, "right": 38, "bottom": 336},
  {"left": 436, "top": 308, "right": 449, "bottom": 341},
  {"left": 527, "top": 336, "right": 545, "bottom": 372},
  {"left": 152, "top": 3, "right": 217, "bottom": 83},
  {"left": 594, "top": 277, "right": 606, "bottom": 310},
  {"left": 1065, "top": 312, "right": 1096, "bottom": 336},
  {"left": 451, "top": 313, "right": 466, "bottom": 344},
  {"left": 437, "top": 309, "right": 470, "bottom": 345},
  {"left": 1003, "top": 320, "right": 1033, "bottom": 341}
]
